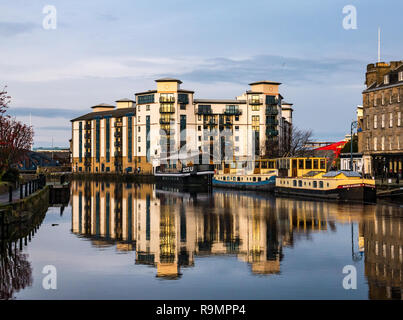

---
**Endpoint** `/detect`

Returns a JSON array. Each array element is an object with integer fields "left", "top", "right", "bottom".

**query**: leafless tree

[{"left": 282, "top": 126, "right": 314, "bottom": 157}]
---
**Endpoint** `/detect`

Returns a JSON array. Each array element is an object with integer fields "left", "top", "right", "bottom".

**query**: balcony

[
  {"left": 114, "top": 141, "right": 121, "bottom": 147},
  {"left": 248, "top": 98, "right": 263, "bottom": 105},
  {"left": 160, "top": 128, "right": 175, "bottom": 135},
  {"left": 159, "top": 106, "right": 175, "bottom": 113},
  {"left": 160, "top": 118, "right": 174, "bottom": 124},
  {"left": 84, "top": 152, "right": 91, "bottom": 157},
  {"left": 266, "top": 95, "right": 278, "bottom": 105},
  {"left": 114, "top": 122, "right": 123, "bottom": 128},
  {"left": 84, "top": 124, "right": 91, "bottom": 130},
  {"left": 266, "top": 118, "right": 279, "bottom": 125},
  {"left": 197, "top": 107, "right": 212, "bottom": 115},
  {"left": 114, "top": 151, "right": 122, "bottom": 157},
  {"left": 84, "top": 142, "right": 91, "bottom": 148},
  {"left": 266, "top": 129, "right": 279, "bottom": 137},
  {"left": 204, "top": 119, "right": 217, "bottom": 125},
  {"left": 159, "top": 96, "right": 175, "bottom": 103},
  {"left": 266, "top": 107, "right": 279, "bottom": 115},
  {"left": 84, "top": 133, "right": 91, "bottom": 139},
  {"left": 224, "top": 109, "right": 242, "bottom": 116},
  {"left": 114, "top": 132, "right": 121, "bottom": 137}
]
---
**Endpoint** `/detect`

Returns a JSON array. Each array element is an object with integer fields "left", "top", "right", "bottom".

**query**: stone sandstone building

[{"left": 360, "top": 61, "right": 403, "bottom": 179}]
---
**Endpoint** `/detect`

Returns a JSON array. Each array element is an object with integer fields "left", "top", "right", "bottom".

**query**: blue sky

[{"left": 1, "top": 0, "right": 402, "bottom": 147}]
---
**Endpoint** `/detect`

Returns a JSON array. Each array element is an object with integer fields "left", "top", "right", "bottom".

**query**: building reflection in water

[{"left": 70, "top": 181, "right": 403, "bottom": 299}]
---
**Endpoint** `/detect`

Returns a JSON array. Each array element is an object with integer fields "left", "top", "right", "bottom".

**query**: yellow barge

[{"left": 275, "top": 170, "right": 376, "bottom": 202}]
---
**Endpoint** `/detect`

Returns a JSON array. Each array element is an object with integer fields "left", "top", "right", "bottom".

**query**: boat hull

[
  {"left": 275, "top": 184, "right": 376, "bottom": 202},
  {"left": 213, "top": 176, "right": 276, "bottom": 192}
]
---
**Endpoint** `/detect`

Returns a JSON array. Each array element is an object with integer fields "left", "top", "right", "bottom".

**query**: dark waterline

[{"left": 2, "top": 181, "right": 402, "bottom": 300}]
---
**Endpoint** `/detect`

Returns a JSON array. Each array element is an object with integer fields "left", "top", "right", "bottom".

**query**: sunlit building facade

[{"left": 70, "top": 78, "right": 293, "bottom": 174}]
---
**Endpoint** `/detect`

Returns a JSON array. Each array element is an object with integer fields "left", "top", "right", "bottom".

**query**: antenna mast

[{"left": 378, "top": 27, "right": 381, "bottom": 63}]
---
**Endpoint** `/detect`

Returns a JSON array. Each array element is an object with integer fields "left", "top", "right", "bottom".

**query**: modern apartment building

[
  {"left": 71, "top": 78, "right": 293, "bottom": 174},
  {"left": 360, "top": 61, "right": 403, "bottom": 178}
]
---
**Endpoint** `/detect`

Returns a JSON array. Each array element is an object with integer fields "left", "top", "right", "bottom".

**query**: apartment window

[
  {"left": 235, "top": 115, "right": 239, "bottom": 121},
  {"left": 252, "top": 115, "right": 260, "bottom": 131},
  {"left": 374, "top": 94, "right": 377, "bottom": 106},
  {"left": 235, "top": 136, "right": 239, "bottom": 142},
  {"left": 138, "top": 147, "right": 141, "bottom": 152},
  {"left": 138, "top": 136, "right": 141, "bottom": 142},
  {"left": 251, "top": 105, "right": 260, "bottom": 111},
  {"left": 381, "top": 136, "right": 385, "bottom": 151},
  {"left": 138, "top": 126, "right": 141, "bottom": 132},
  {"left": 138, "top": 105, "right": 140, "bottom": 112},
  {"left": 390, "top": 90, "right": 393, "bottom": 104},
  {"left": 137, "top": 94, "right": 154, "bottom": 104},
  {"left": 198, "top": 115, "right": 202, "bottom": 121},
  {"left": 389, "top": 136, "right": 393, "bottom": 150},
  {"left": 366, "top": 115, "right": 370, "bottom": 130},
  {"left": 374, "top": 137, "right": 377, "bottom": 151},
  {"left": 366, "top": 137, "right": 370, "bottom": 151},
  {"left": 374, "top": 115, "right": 378, "bottom": 128},
  {"left": 399, "top": 71, "right": 403, "bottom": 81},
  {"left": 382, "top": 93, "right": 385, "bottom": 105},
  {"left": 178, "top": 93, "right": 189, "bottom": 104},
  {"left": 138, "top": 116, "right": 140, "bottom": 122},
  {"left": 381, "top": 114, "right": 385, "bottom": 128},
  {"left": 234, "top": 146, "right": 240, "bottom": 152},
  {"left": 146, "top": 105, "right": 150, "bottom": 111},
  {"left": 384, "top": 75, "right": 389, "bottom": 84},
  {"left": 198, "top": 136, "right": 201, "bottom": 142},
  {"left": 235, "top": 126, "right": 239, "bottom": 131},
  {"left": 180, "top": 103, "right": 186, "bottom": 110},
  {"left": 398, "top": 112, "right": 401, "bottom": 126}
]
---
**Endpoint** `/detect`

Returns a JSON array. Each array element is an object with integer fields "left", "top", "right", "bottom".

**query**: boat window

[
  {"left": 237, "top": 177, "right": 240, "bottom": 181},
  {"left": 298, "top": 180, "right": 302, "bottom": 187},
  {"left": 305, "top": 159, "right": 312, "bottom": 169},
  {"left": 313, "top": 181, "right": 317, "bottom": 188},
  {"left": 298, "top": 160, "right": 304, "bottom": 169},
  {"left": 327, "top": 183, "right": 329, "bottom": 187},
  {"left": 292, "top": 159, "right": 297, "bottom": 169},
  {"left": 258, "top": 177, "right": 261, "bottom": 182},
  {"left": 293, "top": 180, "right": 297, "bottom": 187},
  {"left": 320, "top": 159, "right": 326, "bottom": 169},
  {"left": 319, "top": 181, "right": 324, "bottom": 188},
  {"left": 262, "top": 161, "right": 268, "bottom": 169},
  {"left": 253, "top": 177, "right": 256, "bottom": 182},
  {"left": 313, "top": 160, "right": 318, "bottom": 169}
]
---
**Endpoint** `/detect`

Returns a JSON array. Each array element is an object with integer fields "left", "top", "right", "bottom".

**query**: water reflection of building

[
  {"left": 71, "top": 182, "right": 340, "bottom": 279},
  {"left": 360, "top": 205, "right": 403, "bottom": 300}
]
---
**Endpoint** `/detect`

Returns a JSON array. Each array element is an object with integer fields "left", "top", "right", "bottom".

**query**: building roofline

[
  {"left": 249, "top": 80, "right": 282, "bottom": 86},
  {"left": 155, "top": 78, "right": 183, "bottom": 84}
]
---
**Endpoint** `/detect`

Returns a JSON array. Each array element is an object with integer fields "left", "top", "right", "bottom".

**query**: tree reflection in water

[{"left": 0, "top": 241, "right": 32, "bottom": 300}]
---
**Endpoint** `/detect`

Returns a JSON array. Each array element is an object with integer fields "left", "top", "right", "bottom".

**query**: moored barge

[
  {"left": 275, "top": 170, "right": 376, "bottom": 202},
  {"left": 154, "top": 164, "right": 214, "bottom": 190}
]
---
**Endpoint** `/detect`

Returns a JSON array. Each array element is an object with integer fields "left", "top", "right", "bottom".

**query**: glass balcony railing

[
  {"left": 224, "top": 109, "right": 242, "bottom": 115},
  {"left": 248, "top": 98, "right": 263, "bottom": 105},
  {"left": 266, "top": 118, "right": 279, "bottom": 125},
  {"left": 266, "top": 129, "right": 279, "bottom": 136},
  {"left": 159, "top": 106, "right": 175, "bottom": 113},
  {"left": 266, "top": 106, "right": 279, "bottom": 115},
  {"left": 159, "top": 96, "right": 175, "bottom": 103},
  {"left": 159, "top": 118, "right": 175, "bottom": 124}
]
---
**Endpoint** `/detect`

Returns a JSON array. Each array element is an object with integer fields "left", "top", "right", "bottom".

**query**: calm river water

[{"left": 2, "top": 181, "right": 403, "bottom": 300}]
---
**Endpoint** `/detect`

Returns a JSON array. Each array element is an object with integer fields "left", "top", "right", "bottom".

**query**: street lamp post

[{"left": 350, "top": 120, "right": 358, "bottom": 171}]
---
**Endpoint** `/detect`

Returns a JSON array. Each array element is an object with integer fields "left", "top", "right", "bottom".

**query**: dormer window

[
  {"left": 384, "top": 75, "right": 389, "bottom": 84},
  {"left": 399, "top": 71, "right": 403, "bottom": 82}
]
